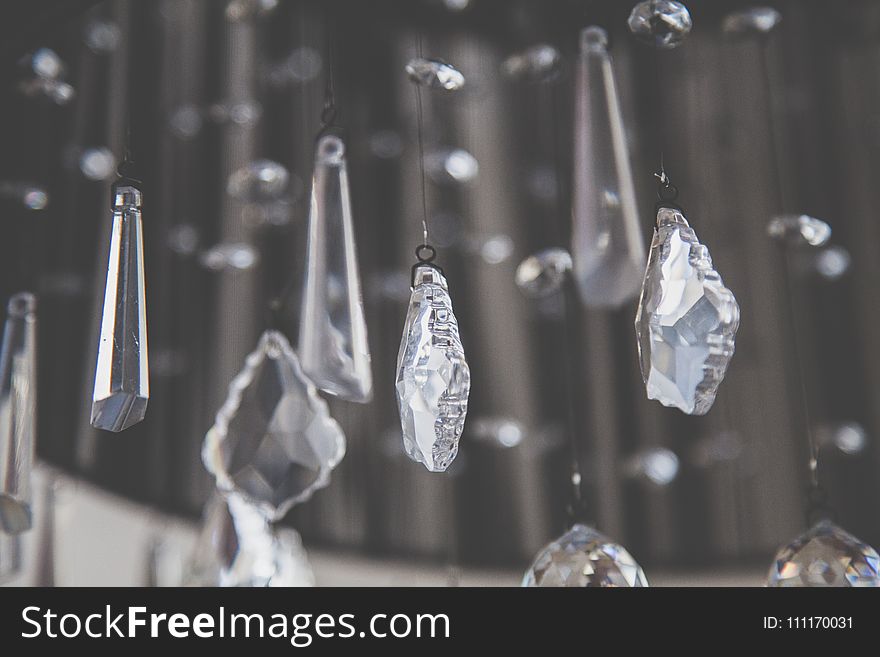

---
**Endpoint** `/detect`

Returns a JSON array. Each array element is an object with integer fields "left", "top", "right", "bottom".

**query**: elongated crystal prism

[
  {"left": 571, "top": 27, "right": 645, "bottom": 308},
  {"left": 91, "top": 183, "right": 149, "bottom": 431},
  {"left": 299, "top": 135, "right": 373, "bottom": 403},
  {"left": 0, "top": 293, "right": 37, "bottom": 535},
  {"left": 203, "top": 330, "right": 346, "bottom": 519},
  {"left": 635, "top": 207, "right": 739, "bottom": 415},
  {"left": 767, "top": 520, "right": 880, "bottom": 587},
  {"left": 523, "top": 524, "right": 649, "bottom": 587},
  {"left": 395, "top": 265, "right": 470, "bottom": 472}
]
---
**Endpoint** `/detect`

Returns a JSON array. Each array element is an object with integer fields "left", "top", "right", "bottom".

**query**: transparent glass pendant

[
  {"left": 91, "top": 182, "right": 149, "bottom": 432},
  {"left": 0, "top": 293, "right": 37, "bottom": 534},
  {"left": 767, "top": 519, "right": 880, "bottom": 587},
  {"left": 635, "top": 207, "right": 739, "bottom": 415},
  {"left": 571, "top": 27, "right": 645, "bottom": 308},
  {"left": 396, "top": 263, "right": 470, "bottom": 472},
  {"left": 203, "top": 330, "right": 346, "bottom": 520},
  {"left": 299, "top": 134, "right": 373, "bottom": 403},
  {"left": 523, "top": 524, "right": 649, "bottom": 587}
]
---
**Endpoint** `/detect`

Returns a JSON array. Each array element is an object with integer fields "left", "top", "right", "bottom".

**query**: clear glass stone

[
  {"left": 299, "top": 135, "right": 373, "bottom": 403},
  {"left": 722, "top": 7, "right": 782, "bottom": 35},
  {"left": 187, "top": 493, "right": 314, "bottom": 587},
  {"left": 396, "top": 265, "right": 470, "bottom": 472},
  {"left": 0, "top": 533, "right": 21, "bottom": 583},
  {"left": 627, "top": 0, "right": 693, "bottom": 49},
  {"left": 405, "top": 58, "right": 465, "bottom": 91},
  {"left": 767, "top": 214, "right": 831, "bottom": 247},
  {"left": 203, "top": 330, "right": 346, "bottom": 519},
  {"left": 0, "top": 294, "right": 37, "bottom": 534},
  {"left": 635, "top": 207, "right": 740, "bottom": 415},
  {"left": 426, "top": 148, "right": 479, "bottom": 184},
  {"left": 523, "top": 524, "right": 649, "bottom": 587},
  {"left": 501, "top": 44, "right": 563, "bottom": 83},
  {"left": 571, "top": 27, "right": 645, "bottom": 307},
  {"left": 767, "top": 520, "right": 880, "bottom": 587},
  {"left": 227, "top": 159, "right": 289, "bottom": 203},
  {"left": 91, "top": 185, "right": 149, "bottom": 432},
  {"left": 515, "top": 248, "right": 572, "bottom": 298}
]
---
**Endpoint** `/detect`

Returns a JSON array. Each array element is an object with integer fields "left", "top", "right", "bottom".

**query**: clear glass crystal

[
  {"left": 79, "top": 148, "right": 117, "bottom": 181},
  {"left": 571, "top": 27, "right": 644, "bottom": 308},
  {"left": 91, "top": 185, "right": 149, "bottom": 432},
  {"left": 767, "top": 214, "right": 831, "bottom": 247},
  {"left": 425, "top": 148, "right": 479, "bottom": 184},
  {"left": 635, "top": 207, "right": 739, "bottom": 415},
  {"left": 0, "top": 181, "right": 49, "bottom": 210},
  {"left": 187, "top": 493, "right": 314, "bottom": 587},
  {"left": 0, "top": 293, "right": 37, "bottom": 535},
  {"left": 299, "top": 135, "right": 373, "bottom": 403},
  {"left": 396, "top": 265, "right": 470, "bottom": 472},
  {"left": 722, "top": 7, "right": 782, "bottom": 35},
  {"left": 405, "top": 58, "right": 465, "bottom": 91},
  {"left": 767, "top": 520, "right": 880, "bottom": 587},
  {"left": 515, "top": 248, "right": 572, "bottom": 298},
  {"left": 627, "top": 0, "right": 693, "bottom": 49},
  {"left": 501, "top": 44, "right": 562, "bottom": 83},
  {"left": 523, "top": 524, "right": 649, "bottom": 587},
  {"left": 227, "top": 159, "right": 289, "bottom": 203},
  {"left": 203, "top": 330, "right": 346, "bottom": 519},
  {"left": 815, "top": 245, "right": 851, "bottom": 280},
  {"left": 199, "top": 243, "right": 259, "bottom": 271}
]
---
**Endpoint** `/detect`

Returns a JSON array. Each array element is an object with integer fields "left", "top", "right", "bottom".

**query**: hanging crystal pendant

[
  {"left": 635, "top": 206, "right": 739, "bottom": 415},
  {"left": 203, "top": 330, "right": 346, "bottom": 519},
  {"left": 0, "top": 293, "right": 37, "bottom": 534},
  {"left": 571, "top": 27, "right": 645, "bottom": 308},
  {"left": 90, "top": 180, "right": 149, "bottom": 431},
  {"left": 523, "top": 524, "right": 649, "bottom": 587},
  {"left": 767, "top": 519, "right": 880, "bottom": 587},
  {"left": 396, "top": 261, "right": 470, "bottom": 472},
  {"left": 299, "top": 134, "right": 373, "bottom": 403}
]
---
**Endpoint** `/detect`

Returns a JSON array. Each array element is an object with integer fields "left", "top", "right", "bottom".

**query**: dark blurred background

[{"left": 1, "top": 0, "right": 879, "bottom": 573}]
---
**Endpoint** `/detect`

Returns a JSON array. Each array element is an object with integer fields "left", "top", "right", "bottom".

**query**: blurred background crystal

[
  {"left": 501, "top": 44, "right": 562, "bottom": 83},
  {"left": 166, "top": 224, "right": 200, "bottom": 256},
  {"left": 474, "top": 233, "right": 515, "bottom": 265},
  {"left": 168, "top": 104, "right": 203, "bottom": 139},
  {"left": 469, "top": 416, "right": 526, "bottom": 449},
  {"left": 816, "top": 422, "right": 868, "bottom": 456},
  {"left": 515, "top": 248, "right": 572, "bottom": 298},
  {"left": 814, "top": 245, "right": 851, "bottom": 280},
  {"left": 207, "top": 99, "right": 262, "bottom": 126},
  {"left": 18, "top": 48, "right": 75, "bottom": 105},
  {"left": 84, "top": 19, "right": 121, "bottom": 53},
  {"left": 368, "top": 129, "right": 404, "bottom": 160},
  {"left": 425, "top": 148, "right": 479, "bottom": 184},
  {"left": 78, "top": 147, "right": 117, "bottom": 181},
  {"left": 722, "top": 7, "right": 782, "bottom": 36},
  {"left": 227, "top": 159, "right": 290, "bottom": 203},
  {"left": 767, "top": 214, "right": 832, "bottom": 247},
  {"left": 224, "top": 0, "right": 278, "bottom": 22},
  {"left": 266, "top": 47, "right": 323, "bottom": 87},
  {"left": 623, "top": 447, "right": 680, "bottom": 486},
  {"left": 627, "top": 0, "right": 693, "bottom": 49},
  {"left": 0, "top": 182, "right": 48, "bottom": 210},
  {"left": 405, "top": 58, "right": 465, "bottom": 90},
  {"left": 198, "top": 243, "right": 259, "bottom": 271}
]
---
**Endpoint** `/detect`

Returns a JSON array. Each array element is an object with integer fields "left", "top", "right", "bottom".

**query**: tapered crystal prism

[
  {"left": 635, "top": 207, "right": 739, "bottom": 415},
  {"left": 91, "top": 183, "right": 149, "bottom": 432},
  {"left": 571, "top": 27, "right": 645, "bottom": 308},
  {"left": 395, "top": 265, "right": 470, "bottom": 472},
  {"left": 203, "top": 330, "right": 346, "bottom": 519},
  {"left": 299, "top": 135, "right": 372, "bottom": 403},
  {"left": 523, "top": 524, "right": 649, "bottom": 587},
  {"left": 0, "top": 293, "right": 37, "bottom": 534},
  {"left": 767, "top": 520, "right": 880, "bottom": 587}
]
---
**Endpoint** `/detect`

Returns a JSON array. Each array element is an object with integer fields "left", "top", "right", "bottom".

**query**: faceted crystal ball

[
  {"left": 767, "top": 520, "right": 880, "bottom": 587},
  {"left": 523, "top": 524, "right": 648, "bottom": 587},
  {"left": 627, "top": 0, "right": 693, "bottom": 49}
]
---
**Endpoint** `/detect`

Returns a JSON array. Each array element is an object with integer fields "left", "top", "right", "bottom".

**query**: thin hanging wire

[
  {"left": 319, "top": 3, "right": 337, "bottom": 134},
  {"left": 413, "top": 34, "right": 430, "bottom": 247}
]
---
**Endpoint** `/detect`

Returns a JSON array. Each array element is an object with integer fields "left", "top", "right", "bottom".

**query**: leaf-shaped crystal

[
  {"left": 203, "top": 330, "right": 346, "bottom": 519},
  {"left": 523, "top": 524, "right": 649, "bottom": 587},
  {"left": 635, "top": 207, "right": 739, "bottom": 415},
  {"left": 395, "top": 265, "right": 470, "bottom": 472},
  {"left": 767, "top": 520, "right": 880, "bottom": 587}
]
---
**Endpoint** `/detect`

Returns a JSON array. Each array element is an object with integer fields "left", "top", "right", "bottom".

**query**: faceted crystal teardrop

[
  {"left": 91, "top": 184, "right": 149, "bottom": 432},
  {"left": 395, "top": 265, "right": 470, "bottom": 472},
  {"left": 203, "top": 330, "right": 346, "bottom": 519},
  {"left": 571, "top": 27, "right": 645, "bottom": 308},
  {"left": 523, "top": 524, "right": 649, "bottom": 587},
  {"left": 299, "top": 135, "right": 373, "bottom": 403},
  {"left": 635, "top": 207, "right": 739, "bottom": 415},
  {"left": 0, "top": 293, "right": 37, "bottom": 534},
  {"left": 767, "top": 519, "right": 880, "bottom": 587},
  {"left": 627, "top": 0, "right": 693, "bottom": 49}
]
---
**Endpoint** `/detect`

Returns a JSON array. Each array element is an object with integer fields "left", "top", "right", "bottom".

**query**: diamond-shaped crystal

[
  {"left": 635, "top": 207, "right": 739, "bottom": 415},
  {"left": 767, "top": 520, "right": 880, "bottom": 587},
  {"left": 396, "top": 265, "right": 470, "bottom": 472},
  {"left": 405, "top": 58, "right": 465, "bottom": 91},
  {"left": 91, "top": 184, "right": 149, "bottom": 432},
  {"left": 627, "top": 0, "right": 693, "bottom": 49},
  {"left": 203, "top": 330, "right": 346, "bottom": 519},
  {"left": 523, "top": 524, "right": 649, "bottom": 587}
]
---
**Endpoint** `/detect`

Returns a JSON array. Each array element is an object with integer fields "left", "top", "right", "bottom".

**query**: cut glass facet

[
  {"left": 627, "top": 0, "right": 693, "bottom": 49},
  {"left": 767, "top": 520, "right": 880, "bottom": 587},
  {"left": 91, "top": 184, "right": 149, "bottom": 432},
  {"left": 396, "top": 265, "right": 470, "bottom": 472},
  {"left": 299, "top": 135, "right": 373, "bottom": 403},
  {"left": 523, "top": 524, "right": 649, "bottom": 587},
  {"left": 405, "top": 58, "right": 465, "bottom": 91},
  {"left": 203, "top": 330, "right": 346, "bottom": 519},
  {"left": 0, "top": 293, "right": 37, "bottom": 534},
  {"left": 635, "top": 207, "right": 739, "bottom": 415},
  {"left": 571, "top": 27, "right": 644, "bottom": 308}
]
